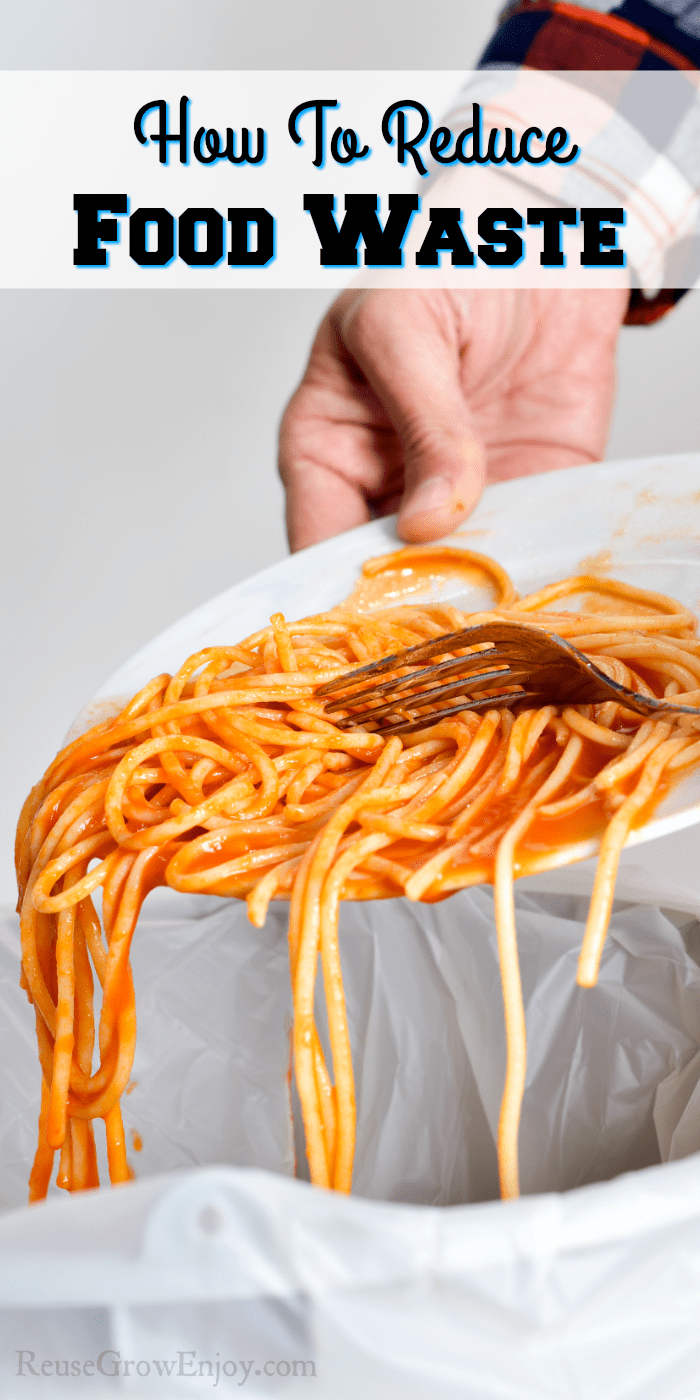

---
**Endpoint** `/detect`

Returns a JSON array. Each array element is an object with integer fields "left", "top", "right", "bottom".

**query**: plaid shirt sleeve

[{"left": 472, "top": 1, "right": 700, "bottom": 323}]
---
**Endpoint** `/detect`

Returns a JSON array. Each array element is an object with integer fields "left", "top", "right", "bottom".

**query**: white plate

[{"left": 92, "top": 452, "right": 700, "bottom": 863}]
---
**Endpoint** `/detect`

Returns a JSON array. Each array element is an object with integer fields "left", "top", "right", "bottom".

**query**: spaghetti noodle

[{"left": 15, "top": 547, "right": 700, "bottom": 1203}]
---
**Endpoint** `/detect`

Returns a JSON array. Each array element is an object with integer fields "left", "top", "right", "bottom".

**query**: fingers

[
  {"left": 280, "top": 298, "right": 404, "bottom": 551},
  {"left": 281, "top": 290, "right": 487, "bottom": 553},
  {"left": 281, "top": 449, "right": 372, "bottom": 553},
  {"left": 279, "top": 286, "right": 627, "bottom": 555},
  {"left": 338, "top": 291, "right": 486, "bottom": 543}
]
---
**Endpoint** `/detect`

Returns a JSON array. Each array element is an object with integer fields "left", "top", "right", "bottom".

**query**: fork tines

[
  {"left": 331, "top": 665, "right": 534, "bottom": 730},
  {"left": 322, "top": 649, "right": 509, "bottom": 713},
  {"left": 359, "top": 691, "right": 544, "bottom": 737},
  {"left": 315, "top": 625, "right": 498, "bottom": 700},
  {"left": 314, "top": 616, "right": 700, "bottom": 735},
  {"left": 315, "top": 623, "right": 542, "bottom": 735}
]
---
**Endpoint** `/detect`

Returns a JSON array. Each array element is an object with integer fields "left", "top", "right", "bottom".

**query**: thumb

[
  {"left": 398, "top": 438, "right": 486, "bottom": 543},
  {"left": 339, "top": 291, "right": 486, "bottom": 542}
]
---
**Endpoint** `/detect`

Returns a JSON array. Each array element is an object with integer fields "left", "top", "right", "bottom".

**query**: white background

[{"left": 1, "top": 0, "right": 699, "bottom": 903}]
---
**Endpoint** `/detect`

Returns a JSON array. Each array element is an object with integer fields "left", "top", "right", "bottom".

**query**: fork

[{"left": 315, "top": 621, "right": 700, "bottom": 736}]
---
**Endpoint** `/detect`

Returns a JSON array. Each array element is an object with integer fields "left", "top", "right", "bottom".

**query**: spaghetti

[{"left": 15, "top": 547, "right": 700, "bottom": 1203}]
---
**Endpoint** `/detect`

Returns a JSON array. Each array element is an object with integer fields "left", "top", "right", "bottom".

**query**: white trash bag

[{"left": 2, "top": 861, "right": 700, "bottom": 1398}]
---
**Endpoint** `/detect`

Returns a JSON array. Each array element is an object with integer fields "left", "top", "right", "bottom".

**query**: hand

[{"left": 279, "top": 287, "right": 628, "bottom": 551}]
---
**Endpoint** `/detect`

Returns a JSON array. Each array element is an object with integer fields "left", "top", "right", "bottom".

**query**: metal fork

[{"left": 315, "top": 621, "right": 700, "bottom": 736}]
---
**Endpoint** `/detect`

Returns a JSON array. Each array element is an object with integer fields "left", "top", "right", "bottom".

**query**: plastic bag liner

[{"left": 3, "top": 874, "right": 700, "bottom": 1397}]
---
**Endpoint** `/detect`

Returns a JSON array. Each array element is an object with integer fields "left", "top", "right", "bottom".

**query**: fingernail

[{"left": 402, "top": 475, "right": 453, "bottom": 517}]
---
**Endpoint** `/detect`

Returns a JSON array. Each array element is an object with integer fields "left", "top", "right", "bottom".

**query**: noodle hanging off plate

[{"left": 15, "top": 548, "right": 700, "bottom": 1203}]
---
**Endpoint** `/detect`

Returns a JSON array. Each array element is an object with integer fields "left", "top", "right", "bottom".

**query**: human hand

[{"left": 279, "top": 287, "right": 628, "bottom": 551}]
